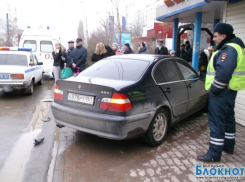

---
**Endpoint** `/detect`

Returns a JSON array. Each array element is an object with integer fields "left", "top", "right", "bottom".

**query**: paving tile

[{"left": 53, "top": 112, "right": 245, "bottom": 182}]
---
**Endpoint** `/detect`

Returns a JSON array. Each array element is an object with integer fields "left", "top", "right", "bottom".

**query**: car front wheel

[{"left": 141, "top": 108, "right": 169, "bottom": 147}]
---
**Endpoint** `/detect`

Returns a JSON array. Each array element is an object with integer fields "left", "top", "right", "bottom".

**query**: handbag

[
  {"left": 72, "top": 67, "right": 80, "bottom": 76},
  {"left": 61, "top": 67, "right": 73, "bottom": 79}
]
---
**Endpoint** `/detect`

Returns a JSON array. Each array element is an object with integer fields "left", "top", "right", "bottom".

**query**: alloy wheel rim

[{"left": 153, "top": 113, "right": 166, "bottom": 141}]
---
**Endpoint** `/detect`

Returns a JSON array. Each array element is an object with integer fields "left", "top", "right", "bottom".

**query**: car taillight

[
  {"left": 100, "top": 93, "right": 132, "bottom": 112},
  {"left": 10, "top": 74, "right": 24, "bottom": 79},
  {"left": 54, "top": 84, "right": 64, "bottom": 100}
]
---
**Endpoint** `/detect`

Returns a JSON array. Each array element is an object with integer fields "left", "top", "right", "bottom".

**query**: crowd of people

[{"left": 52, "top": 37, "right": 208, "bottom": 82}]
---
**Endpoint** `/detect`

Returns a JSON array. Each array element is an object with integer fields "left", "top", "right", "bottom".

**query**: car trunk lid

[{"left": 55, "top": 77, "right": 135, "bottom": 113}]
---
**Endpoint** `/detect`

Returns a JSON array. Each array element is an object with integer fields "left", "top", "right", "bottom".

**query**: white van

[{"left": 19, "top": 28, "right": 59, "bottom": 76}]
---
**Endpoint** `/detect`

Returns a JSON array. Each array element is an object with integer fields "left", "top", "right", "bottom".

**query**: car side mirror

[{"left": 38, "top": 62, "right": 43, "bottom": 65}]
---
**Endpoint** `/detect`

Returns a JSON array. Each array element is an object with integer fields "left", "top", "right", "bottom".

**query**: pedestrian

[
  {"left": 170, "top": 50, "right": 176, "bottom": 56},
  {"left": 179, "top": 44, "right": 189, "bottom": 62},
  {"left": 137, "top": 42, "right": 149, "bottom": 54},
  {"left": 155, "top": 39, "right": 168, "bottom": 55},
  {"left": 185, "top": 40, "right": 192, "bottom": 63},
  {"left": 197, "top": 23, "right": 245, "bottom": 162},
  {"left": 124, "top": 43, "right": 134, "bottom": 54},
  {"left": 52, "top": 42, "right": 66, "bottom": 83},
  {"left": 66, "top": 40, "right": 75, "bottom": 68},
  {"left": 105, "top": 45, "right": 116, "bottom": 57},
  {"left": 71, "top": 38, "right": 87, "bottom": 73},
  {"left": 112, "top": 43, "right": 122, "bottom": 55},
  {"left": 91, "top": 43, "right": 108, "bottom": 63},
  {"left": 198, "top": 48, "right": 208, "bottom": 79}
]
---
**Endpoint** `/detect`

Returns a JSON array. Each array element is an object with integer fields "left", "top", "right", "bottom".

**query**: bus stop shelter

[{"left": 156, "top": 0, "right": 242, "bottom": 71}]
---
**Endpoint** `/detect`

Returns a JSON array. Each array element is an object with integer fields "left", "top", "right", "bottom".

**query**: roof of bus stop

[{"left": 156, "top": 0, "right": 242, "bottom": 23}]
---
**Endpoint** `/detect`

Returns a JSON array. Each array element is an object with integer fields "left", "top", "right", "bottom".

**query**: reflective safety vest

[{"left": 205, "top": 43, "right": 245, "bottom": 91}]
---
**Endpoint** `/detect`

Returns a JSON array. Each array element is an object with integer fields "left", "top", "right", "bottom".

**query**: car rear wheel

[
  {"left": 37, "top": 74, "right": 43, "bottom": 85},
  {"left": 141, "top": 108, "right": 169, "bottom": 147},
  {"left": 25, "top": 80, "right": 34, "bottom": 95}
]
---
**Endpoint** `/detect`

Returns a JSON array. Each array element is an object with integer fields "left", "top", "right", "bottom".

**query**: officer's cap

[
  {"left": 214, "top": 23, "right": 234, "bottom": 36},
  {"left": 68, "top": 40, "right": 74, "bottom": 43}
]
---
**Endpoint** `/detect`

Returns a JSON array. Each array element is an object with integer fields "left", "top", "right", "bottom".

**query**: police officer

[
  {"left": 197, "top": 23, "right": 245, "bottom": 162},
  {"left": 66, "top": 40, "right": 75, "bottom": 67}
]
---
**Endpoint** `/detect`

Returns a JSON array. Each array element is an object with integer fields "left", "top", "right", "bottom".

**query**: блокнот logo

[{"left": 196, "top": 164, "right": 244, "bottom": 180}]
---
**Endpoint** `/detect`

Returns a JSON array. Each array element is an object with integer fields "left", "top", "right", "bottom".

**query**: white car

[{"left": 0, "top": 47, "right": 43, "bottom": 95}]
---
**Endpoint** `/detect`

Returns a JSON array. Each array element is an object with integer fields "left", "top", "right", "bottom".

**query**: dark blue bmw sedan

[{"left": 51, "top": 54, "right": 208, "bottom": 146}]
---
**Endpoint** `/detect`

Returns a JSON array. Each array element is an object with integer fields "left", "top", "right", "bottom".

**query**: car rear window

[
  {"left": 40, "top": 41, "right": 53, "bottom": 53},
  {"left": 0, "top": 54, "right": 28, "bottom": 66},
  {"left": 80, "top": 59, "right": 150, "bottom": 81},
  {"left": 24, "top": 40, "right": 36, "bottom": 52}
]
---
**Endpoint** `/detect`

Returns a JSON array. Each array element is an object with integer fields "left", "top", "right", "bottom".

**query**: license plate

[
  {"left": 0, "top": 74, "right": 9, "bottom": 79},
  {"left": 68, "top": 93, "right": 94, "bottom": 105}
]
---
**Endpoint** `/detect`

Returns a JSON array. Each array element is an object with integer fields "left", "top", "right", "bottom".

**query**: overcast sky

[{"left": 0, "top": 0, "right": 151, "bottom": 46}]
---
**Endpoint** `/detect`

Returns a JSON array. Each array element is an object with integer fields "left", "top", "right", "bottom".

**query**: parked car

[
  {"left": 0, "top": 47, "right": 43, "bottom": 95},
  {"left": 51, "top": 54, "right": 209, "bottom": 146}
]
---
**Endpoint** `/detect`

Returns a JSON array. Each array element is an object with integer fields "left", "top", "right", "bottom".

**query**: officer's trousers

[{"left": 206, "top": 88, "right": 237, "bottom": 160}]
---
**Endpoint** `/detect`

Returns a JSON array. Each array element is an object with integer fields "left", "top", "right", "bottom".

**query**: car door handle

[
  {"left": 187, "top": 83, "right": 192, "bottom": 88},
  {"left": 164, "top": 88, "right": 172, "bottom": 93}
]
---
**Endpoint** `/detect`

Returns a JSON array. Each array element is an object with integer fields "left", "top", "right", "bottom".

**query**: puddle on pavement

[{"left": 0, "top": 100, "right": 51, "bottom": 182}]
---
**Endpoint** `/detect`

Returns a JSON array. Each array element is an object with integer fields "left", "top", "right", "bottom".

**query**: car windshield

[
  {"left": 0, "top": 54, "right": 28, "bottom": 66},
  {"left": 40, "top": 41, "right": 53, "bottom": 53},
  {"left": 80, "top": 58, "right": 150, "bottom": 81},
  {"left": 23, "top": 40, "right": 36, "bottom": 52}
]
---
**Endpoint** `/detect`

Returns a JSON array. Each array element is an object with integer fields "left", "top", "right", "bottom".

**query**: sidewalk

[{"left": 52, "top": 112, "right": 245, "bottom": 182}]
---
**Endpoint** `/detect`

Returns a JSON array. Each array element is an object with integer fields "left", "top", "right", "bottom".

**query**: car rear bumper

[
  {"left": 0, "top": 81, "right": 28, "bottom": 88},
  {"left": 51, "top": 102, "right": 154, "bottom": 140}
]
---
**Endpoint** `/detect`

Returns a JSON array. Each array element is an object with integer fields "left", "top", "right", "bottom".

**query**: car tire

[
  {"left": 25, "top": 80, "right": 34, "bottom": 95},
  {"left": 37, "top": 74, "right": 43, "bottom": 85},
  {"left": 141, "top": 108, "right": 169, "bottom": 147}
]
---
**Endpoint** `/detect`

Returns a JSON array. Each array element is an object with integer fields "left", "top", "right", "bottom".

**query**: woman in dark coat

[
  {"left": 137, "top": 42, "right": 149, "bottom": 54},
  {"left": 105, "top": 45, "right": 116, "bottom": 57},
  {"left": 123, "top": 43, "right": 134, "bottom": 54},
  {"left": 52, "top": 42, "right": 66, "bottom": 82},
  {"left": 91, "top": 43, "right": 108, "bottom": 63}
]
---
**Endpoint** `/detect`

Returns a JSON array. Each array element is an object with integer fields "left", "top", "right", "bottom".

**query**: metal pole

[
  {"left": 192, "top": 12, "right": 202, "bottom": 71},
  {"left": 172, "top": 18, "right": 179, "bottom": 51},
  {"left": 6, "top": 13, "right": 9, "bottom": 36}
]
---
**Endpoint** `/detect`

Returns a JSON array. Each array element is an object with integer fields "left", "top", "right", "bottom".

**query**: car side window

[
  {"left": 153, "top": 65, "right": 165, "bottom": 83},
  {"left": 158, "top": 60, "right": 181, "bottom": 82},
  {"left": 176, "top": 62, "right": 198, "bottom": 80}
]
